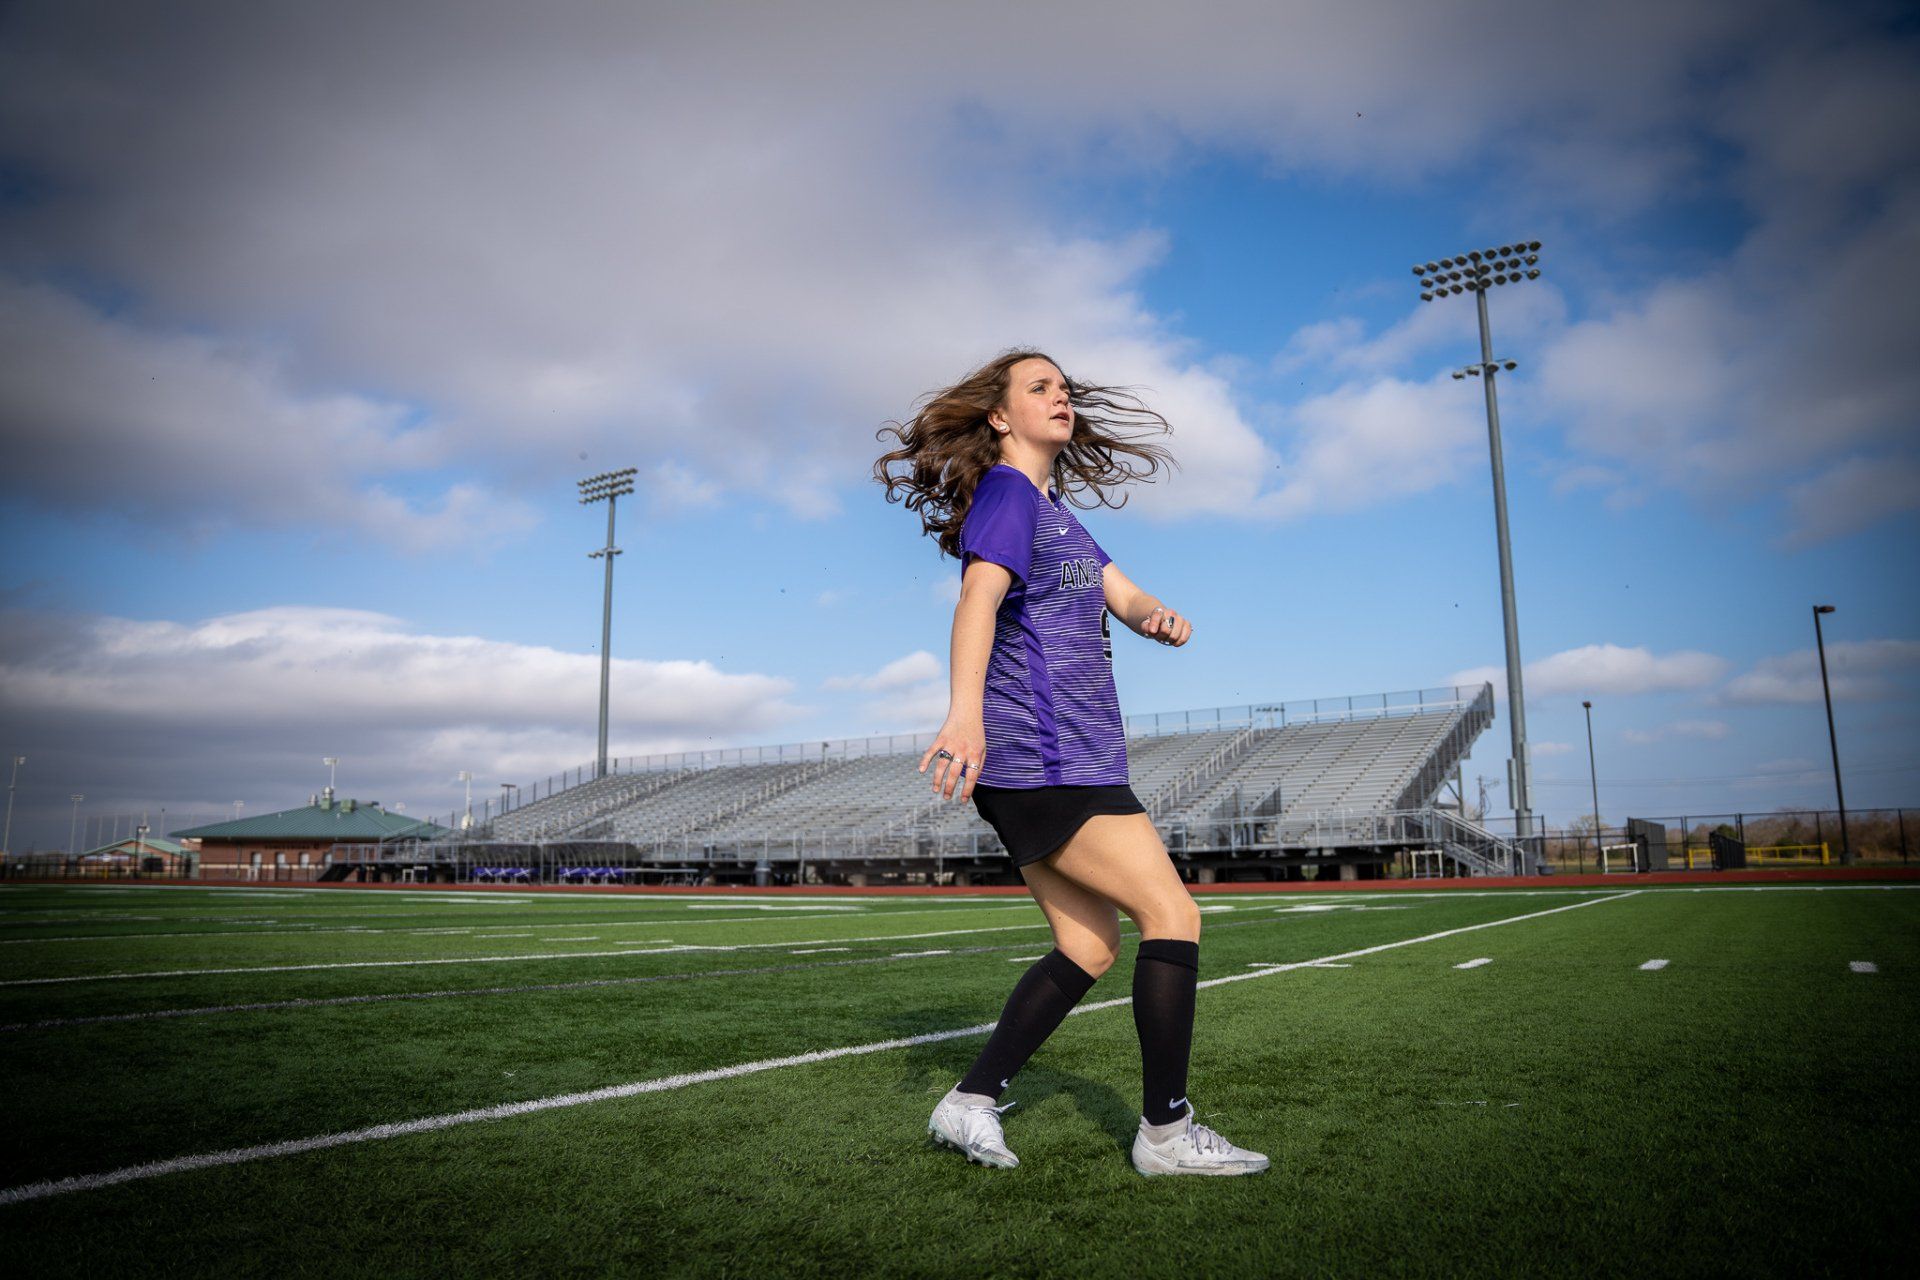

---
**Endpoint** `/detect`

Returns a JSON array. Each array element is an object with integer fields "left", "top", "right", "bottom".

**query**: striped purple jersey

[{"left": 958, "top": 463, "right": 1128, "bottom": 787}]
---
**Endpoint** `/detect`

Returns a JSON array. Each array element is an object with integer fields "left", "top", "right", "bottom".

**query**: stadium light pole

[
  {"left": 1812, "top": 605, "right": 1852, "bottom": 865},
  {"left": 580, "top": 467, "right": 639, "bottom": 780},
  {"left": 1581, "top": 702, "right": 1602, "bottom": 872},
  {"left": 458, "top": 770, "right": 474, "bottom": 830},
  {"left": 2, "top": 755, "right": 23, "bottom": 857},
  {"left": 69, "top": 794, "right": 84, "bottom": 855},
  {"left": 501, "top": 782, "right": 518, "bottom": 814},
  {"left": 1417, "top": 240, "right": 1543, "bottom": 865}
]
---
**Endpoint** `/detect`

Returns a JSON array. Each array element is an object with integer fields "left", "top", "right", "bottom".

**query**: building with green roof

[{"left": 172, "top": 797, "right": 451, "bottom": 880}]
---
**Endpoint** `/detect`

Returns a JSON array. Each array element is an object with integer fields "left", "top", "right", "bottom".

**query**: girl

[{"left": 873, "top": 350, "right": 1267, "bottom": 1177}]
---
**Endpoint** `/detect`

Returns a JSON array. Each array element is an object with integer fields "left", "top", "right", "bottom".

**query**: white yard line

[
  {"left": 1849, "top": 961, "right": 1879, "bottom": 973},
  {"left": 0, "top": 889, "right": 1640, "bottom": 1204},
  {"left": 0, "top": 903, "right": 1035, "bottom": 946},
  {"left": 2, "top": 940, "right": 1060, "bottom": 1032},
  {"left": 1640, "top": 959, "right": 1670, "bottom": 971},
  {"left": 0, "top": 921, "right": 1060, "bottom": 987},
  {"left": 1453, "top": 957, "right": 1494, "bottom": 969}
]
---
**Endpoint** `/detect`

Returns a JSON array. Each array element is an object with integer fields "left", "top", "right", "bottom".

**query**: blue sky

[{"left": 1, "top": 1, "right": 1915, "bottom": 848}]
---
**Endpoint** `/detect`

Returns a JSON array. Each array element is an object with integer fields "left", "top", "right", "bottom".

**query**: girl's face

[{"left": 991, "top": 358, "right": 1074, "bottom": 449}]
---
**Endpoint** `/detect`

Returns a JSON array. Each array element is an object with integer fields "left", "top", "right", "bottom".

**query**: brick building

[{"left": 173, "top": 797, "right": 450, "bottom": 880}]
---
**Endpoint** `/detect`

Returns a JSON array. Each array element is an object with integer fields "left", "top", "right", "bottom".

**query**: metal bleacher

[{"left": 433, "top": 683, "right": 1520, "bottom": 878}]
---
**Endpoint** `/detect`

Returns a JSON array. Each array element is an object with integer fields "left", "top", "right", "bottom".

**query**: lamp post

[
  {"left": 69, "top": 794, "right": 85, "bottom": 855},
  {"left": 458, "top": 770, "right": 474, "bottom": 831},
  {"left": 1581, "top": 702, "right": 1602, "bottom": 874},
  {"left": 580, "top": 467, "right": 638, "bottom": 780},
  {"left": 1813, "top": 605, "right": 1852, "bottom": 864},
  {"left": 501, "top": 782, "right": 519, "bottom": 815},
  {"left": 2, "top": 755, "right": 23, "bottom": 857},
  {"left": 1415, "top": 241, "right": 1543, "bottom": 864}
]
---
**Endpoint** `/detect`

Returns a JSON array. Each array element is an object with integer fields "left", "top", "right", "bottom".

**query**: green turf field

[{"left": 1, "top": 881, "right": 1914, "bottom": 1277}]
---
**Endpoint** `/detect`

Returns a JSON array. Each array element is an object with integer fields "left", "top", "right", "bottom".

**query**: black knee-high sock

[
  {"left": 1133, "top": 938, "right": 1199, "bottom": 1125},
  {"left": 957, "top": 949, "right": 1098, "bottom": 1098}
]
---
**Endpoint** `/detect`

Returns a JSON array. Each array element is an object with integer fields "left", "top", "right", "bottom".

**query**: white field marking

[
  {"left": 789, "top": 947, "right": 851, "bottom": 955},
  {"left": 0, "top": 890, "right": 1639, "bottom": 1204},
  {"left": 475, "top": 933, "right": 536, "bottom": 939},
  {"left": 889, "top": 949, "right": 952, "bottom": 958},
  {"left": 1850, "top": 961, "right": 1879, "bottom": 973},
  {"left": 545, "top": 937, "right": 599, "bottom": 942},
  {"left": 0, "top": 945, "right": 708, "bottom": 986},
  {"left": 1008, "top": 955, "right": 1048, "bottom": 963},
  {"left": 0, "top": 921, "right": 1059, "bottom": 986},
  {"left": 1247, "top": 961, "right": 1350, "bottom": 969},
  {"left": 0, "top": 910, "right": 1435, "bottom": 1034},
  {"left": 1454, "top": 957, "right": 1494, "bottom": 969},
  {"left": 1640, "top": 959, "right": 1670, "bottom": 971},
  {"left": 685, "top": 903, "right": 866, "bottom": 912},
  {"left": 0, "top": 903, "right": 1036, "bottom": 946},
  {"left": 1252, "top": 903, "right": 1412, "bottom": 913},
  {"left": 1197, "top": 905, "right": 1236, "bottom": 913},
  {"left": 3, "top": 938, "right": 1070, "bottom": 1032}
]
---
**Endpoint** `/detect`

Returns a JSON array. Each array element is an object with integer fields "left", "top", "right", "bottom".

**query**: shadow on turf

[{"left": 886, "top": 1007, "right": 1137, "bottom": 1155}]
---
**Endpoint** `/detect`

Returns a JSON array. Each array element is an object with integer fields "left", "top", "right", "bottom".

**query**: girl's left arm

[{"left": 1101, "top": 562, "right": 1192, "bottom": 647}]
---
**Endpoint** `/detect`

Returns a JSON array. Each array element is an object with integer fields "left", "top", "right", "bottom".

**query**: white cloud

[
  {"left": 2, "top": 0, "right": 1906, "bottom": 542},
  {"left": 0, "top": 606, "right": 805, "bottom": 822},
  {"left": 1532, "top": 740, "right": 1575, "bottom": 757},
  {"left": 1449, "top": 643, "right": 1729, "bottom": 699},
  {"left": 1721, "top": 638, "right": 1920, "bottom": 705},
  {"left": 0, "top": 280, "right": 532, "bottom": 550},
  {"left": 1779, "top": 456, "right": 1920, "bottom": 549},
  {"left": 1253, "top": 375, "right": 1489, "bottom": 520},
  {"left": 1621, "top": 719, "right": 1731, "bottom": 745},
  {"left": 822, "top": 649, "right": 950, "bottom": 730},
  {"left": 825, "top": 650, "right": 942, "bottom": 693}
]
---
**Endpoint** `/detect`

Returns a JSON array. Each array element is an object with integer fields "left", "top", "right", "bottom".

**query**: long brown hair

[{"left": 873, "top": 349, "right": 1178, "bottom": 560}]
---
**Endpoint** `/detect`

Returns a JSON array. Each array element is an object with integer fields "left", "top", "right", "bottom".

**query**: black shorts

[{"left": 970, "top": 783, "right": 1147, "bottom": 868}]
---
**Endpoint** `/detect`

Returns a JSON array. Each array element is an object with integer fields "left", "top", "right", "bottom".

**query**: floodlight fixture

[
  {"left": 1412, "top": 265, "right": 1426, "bottom": 276},
  {"left": 581, "top": 467, "right": 640, "bottom": 780},
  {"left": 1810, "top": 604, "right": 1851, "bottom": 863},
  {"left": 1408, "top": 237, "right": 1547, "bottom": 858}
]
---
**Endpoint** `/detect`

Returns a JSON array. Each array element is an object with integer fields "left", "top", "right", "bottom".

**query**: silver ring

[{"left": 934, "top": 749, "right": 954, "bottom": 760}]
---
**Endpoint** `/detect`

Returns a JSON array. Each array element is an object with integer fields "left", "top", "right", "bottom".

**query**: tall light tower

[
  {"left": 457, "top": 770, "right": 474, "bottom": 830},
  {"left": 1812, "top": 605, "right": 1852, "bottom": 864},
  {"left": 3, "top": 755, "right": 23, "bottom": 856},
  {"left": 1414, "top": 241, "right": 1543, "bottom": 860},
  {"left": 579, "top": 467, "right": 638, "bottom": 780}
]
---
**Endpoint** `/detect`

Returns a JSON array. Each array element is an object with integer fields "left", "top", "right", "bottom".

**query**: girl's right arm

[{"left": 920, "top": 557, "right": 1011, "bottom": 800}]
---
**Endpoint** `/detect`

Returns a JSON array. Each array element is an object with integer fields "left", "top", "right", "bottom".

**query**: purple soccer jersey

[{"left": 958, "top": 463, "right": 1128, "bottom": 787}]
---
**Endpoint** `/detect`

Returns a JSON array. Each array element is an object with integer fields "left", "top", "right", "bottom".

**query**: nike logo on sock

[
  {"left": 1170, "top": 1096, "right": 1189, "bottom": 1112},
  {"left": 1001, "top": 1079, "right": 1010, "bottom": 1090}
]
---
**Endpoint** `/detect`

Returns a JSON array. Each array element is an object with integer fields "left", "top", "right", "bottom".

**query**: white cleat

[
  {"left": 1131, "top": 1106, "right": 1269, "bottom": 1177},
  {"left": 928, "top": 1087, "right": 1020, "bottom": 1169}
]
